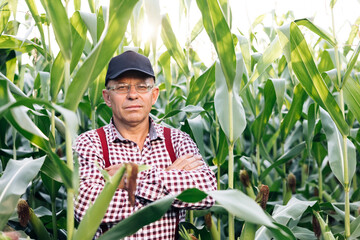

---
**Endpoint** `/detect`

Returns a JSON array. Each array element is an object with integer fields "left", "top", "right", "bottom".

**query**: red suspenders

[
  {"left": 96, "top": 127, "right": 110, "bottom": 168},
  {"left": 163, "top": 126, "right": 176, "bottom": 163},
  {"left": 96, "top": 126, "right": 177, "bottom": 165},
  {"left": 96, "top": 126, "right": 180, "bottom": 239},
  {"left": 163, "top": 126, "right": 180, "bottom": 240}
]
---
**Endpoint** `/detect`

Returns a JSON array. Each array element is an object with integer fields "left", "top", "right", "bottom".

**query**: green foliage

[
  {"left": 0, "top": 157, "right": 45, "bottom": 229},
  {"left": 196, "top": 0, "right": 236, "bottom": 91},
  {"left": 0, "top": 0, "right": 359, "bottom": 239}
]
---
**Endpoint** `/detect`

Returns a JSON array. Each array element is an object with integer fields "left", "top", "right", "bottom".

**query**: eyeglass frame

[{"left": 106, "top": 83, "right": 155, "bottom": 94}]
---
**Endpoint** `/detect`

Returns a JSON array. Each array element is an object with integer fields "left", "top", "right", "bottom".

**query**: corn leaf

[
  {"left": 0, "top": 90, "right": 76, "bottom": 188},
  {"left": 343, "top": 76, "right": 360, "bottom": 123},
  {"left": 235, "top": 33, "right": 251, "bottom": 75},
  {"left": 276, "top": 25, "right": 295, "bottom": 84},
  {"left": 319, "top": 50, "right": 335, "bottom": 74},
  {"left": 270, "top": 78, "right": 286, "bottom": 114},
  {"left": 260, "top": 142, "right": 306, "bottom": 181},
  {"left": 186, "top": 63, "right": 215, "bottom": 106},
  {"left": 0, "top": 79, "right": 48, "bottom": 149},
  {"left": 74, "top": 0, "right": 81, "bottom": 11},
  {"left": 350, "top": 215, "right": 360, "bottom": 239},
  {"left": 50, "top": 52, "right": 64, "bottom": 102},
  {"left": 312, "top": 64, "right": 356, "bottom": 122},
  {"left": 99, "top": 188, "right": 277, "bottom": 239},
  {"left": 99, "top": 195, "right": 174, "bottom": 240},
  {"left": 25, "top": 0, "right": 47, "bottom": 54},
  {"left": 73, "top": 166, "right": 126, "bottom": 240},
  {"left": 210, "top": 190, "right": 275, "bottom": 228},
  {"left": 213, "top": 128, "right": 228, "bottom": 166},
  {"left": 34, "top": 71, "right": 50, "bottom": 101},
  {"left": 70, "top": 11, "right": 87, "bottom": 73},
  {"left": 187, "top": 116, "right": 205, "bottom": 157},
  {"left": 0, "top": 157, "right": 45, "bottom": 229},
  {"left": 255, "top": 198, "right": 317, "bottom": 239},
  {"left": 87, "top": 0, "right": 95, "bottom": 13},
  {"left": 307, "top": 103, "right": 317, "bottom": 155},
  {"left": 214, "top": 60, "right": 246, "bottom": 143},
  {"left": 64, "top": 0, "right": 138, "bottom": 111},
  {"left": 341, "top": 42, "right": 360, "bottom": 89},
  {"left": 41, "top": 0, "right": 72, "bottom": 60},
  {"left": 89, "top": 68, "right": 106, "bottom": 108},
  {"left": 0, "top": 1, "right": 10, "bottom": 34},
  {"left": 312, "top": 142, "right": 327, "bottom": 168},
  {"left": 242, "top": 37, "right": 282, "bottom": 93},
  {"left": 240, "top": 222, "right": 257, "bottom": 240},
  {"left": 285, "top": 22, "right": 349, "bottom": 136},
  {"left": 190, "top": 18, "right": 204, "bottom": 43},
  {"left": 251, "top": 79, "right": 276, "bottom": 143},
  {"left": 41, "top": 157, "right": 63, "bottom": 183},
  {"left": 320, "top": 108, "right": 356, "bottom": 186},
  {"left": 280, "top": 84, "right": 307, "bottom": 141},
  {"left": 96, "top": 7, "right": 105, "bottom": 42},
  {"left": 0, "top": 35, "right": 45, "bottom": 56},
  {"left": 160, "top": 14, "right": 190, "bottom": 78},
  {"left": 344, "top": 16, "right": 360, "bottom": 56},
  {"left": 158, "top": 51, "right": 172, "bottom": 97},
  {"left": 79, "top": 11, "right": 98, "bottom": 45},
  {"left": 294, "top": 18, "right": 336, "bottom": 47},
  {"left": 196, "top": 0, "right": 236, "bottom": 90}
]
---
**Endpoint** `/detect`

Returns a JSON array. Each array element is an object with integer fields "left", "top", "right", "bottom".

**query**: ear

[
  {"left": 103, "top": 89, "right": 112, "bottom": 107},
  {"left": 151, "top": 86, "right": 159, "bottom": 105}
]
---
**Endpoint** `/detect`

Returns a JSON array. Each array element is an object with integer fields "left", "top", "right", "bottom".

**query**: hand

[
  {"left": 165, "top": 153, "right": 204, "bottom": 171},
  {"left": 105, "top": 164, "right": 125, "bottom": 189}
]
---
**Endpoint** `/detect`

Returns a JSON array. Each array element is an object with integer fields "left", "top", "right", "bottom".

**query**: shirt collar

[{"left": 109, "top": 117, "right": 159, "bottom": 142}]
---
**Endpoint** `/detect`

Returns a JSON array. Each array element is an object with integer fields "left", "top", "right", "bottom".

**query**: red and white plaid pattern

[{"left": 73, "top": 118, "right": 217, "bottom": 239}]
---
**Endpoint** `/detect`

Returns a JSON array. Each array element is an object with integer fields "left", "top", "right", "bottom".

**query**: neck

[{"left": 113, "top": 118, "right": 149, "bottom": 151}]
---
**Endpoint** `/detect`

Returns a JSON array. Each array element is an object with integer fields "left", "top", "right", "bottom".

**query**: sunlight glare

[{"left": 141, "top": 20, "right": 155, "bottom": 43}]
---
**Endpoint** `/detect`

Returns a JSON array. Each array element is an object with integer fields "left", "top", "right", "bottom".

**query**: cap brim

[{"left": 106, "top": 68, "right": 155, "bottom": 80}]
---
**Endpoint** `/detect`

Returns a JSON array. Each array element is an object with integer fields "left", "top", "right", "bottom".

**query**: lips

[{"left": 125, "top": 105, "right": 142, "bottom": 110}]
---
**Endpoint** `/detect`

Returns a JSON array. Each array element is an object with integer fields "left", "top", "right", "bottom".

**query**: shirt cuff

[{"left": 135, "top": 167, "right": 167, "bottom": 202}]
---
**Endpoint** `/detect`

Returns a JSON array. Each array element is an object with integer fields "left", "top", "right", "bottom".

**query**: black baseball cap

[{"left": 105, "top": 50, "right": 155, "bottom": 86}]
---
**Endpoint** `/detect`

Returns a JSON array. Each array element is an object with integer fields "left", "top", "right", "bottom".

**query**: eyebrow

[{"left": 113, "top": 78, "right": 154, "bottom": 84}]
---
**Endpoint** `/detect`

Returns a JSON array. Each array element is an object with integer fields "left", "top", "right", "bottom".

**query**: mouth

[{"left": 125, "top": 105, "right": 142, "bottom": 110}]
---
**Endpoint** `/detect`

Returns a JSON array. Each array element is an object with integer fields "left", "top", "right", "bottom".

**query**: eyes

[{"left": 107, "top": 83, "right": 154, "bottom": 94}]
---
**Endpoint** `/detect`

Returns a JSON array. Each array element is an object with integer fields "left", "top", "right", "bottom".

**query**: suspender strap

[
  {"left": 163, "top": 126, "right": 179, "bottom": 240},
  {"left": 97, "top": 127, "right": 110, "bottom": 235},
  {"left": 97, "top": 126, "right": 175, "bottom": 167},
  {"left": 164, "top": 127, "right": 176, "bottom": 163},
  {"left": 96, "top": 127, "right": 110, "bottom": 168}
]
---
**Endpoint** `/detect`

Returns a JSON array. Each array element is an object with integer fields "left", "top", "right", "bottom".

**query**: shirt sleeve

[
  {"left": 73, "top": 132, "right": 135, "bottom": 223},
  {"left": 136, "top": 130, "right": 217, "bottom": 209}
]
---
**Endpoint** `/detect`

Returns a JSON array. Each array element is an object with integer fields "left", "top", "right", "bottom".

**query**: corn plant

[{"left": 1, "top": 0, "right": 360, "bottom": 239}]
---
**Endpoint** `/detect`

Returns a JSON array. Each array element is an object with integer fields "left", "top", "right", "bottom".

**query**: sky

[{"left": 15, "top": 0, "right": 360, "bottom": 66}]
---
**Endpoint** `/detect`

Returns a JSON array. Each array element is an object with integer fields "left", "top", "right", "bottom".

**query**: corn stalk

[{"left": 330, "top": 4, "right": 350, "bottom": 238}]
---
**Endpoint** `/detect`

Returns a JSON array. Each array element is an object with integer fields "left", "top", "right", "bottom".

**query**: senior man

[{"left": 74, "top": 50, "right": 217, "bottom": 239}]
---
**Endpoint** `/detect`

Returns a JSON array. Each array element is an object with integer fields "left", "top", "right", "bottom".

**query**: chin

[{"left": 123, "top": 116, "right": 147, "bottom": 125}]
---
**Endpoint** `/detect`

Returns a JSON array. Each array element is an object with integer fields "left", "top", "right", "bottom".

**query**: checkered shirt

[{"left": 73, "top": 118, "right": 217, "bottom": 239}]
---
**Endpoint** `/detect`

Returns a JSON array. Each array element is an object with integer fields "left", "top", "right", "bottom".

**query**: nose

[{"left": 127, "top": 85, "right": 138, "bottom": 99}]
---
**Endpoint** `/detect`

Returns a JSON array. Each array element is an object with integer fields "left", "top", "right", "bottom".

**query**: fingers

[
  {"left": 184, "top": 155, "right": 202, "bottom": 170},
  {"left": 183, "top": 162, "right": 202, "bottom": 170},
  {"left": 105, "top": 164, "right": 122, "bottom": 176},
  {"left": 105, "top": 164, "right": 126, "bottom": 189},
  {"left": 175, "top": 153, "right": 193, "bottom": 162},
  {"left": 166, "top": 153, "right": 204, "bottom": 171}
]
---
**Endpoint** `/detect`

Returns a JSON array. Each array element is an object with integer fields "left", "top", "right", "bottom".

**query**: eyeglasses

[{"left": 106, "top": 83, "right": 154, "bottom": 94}]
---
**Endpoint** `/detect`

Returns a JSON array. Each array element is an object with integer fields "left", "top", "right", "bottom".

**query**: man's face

[{"left": 103, "top": 75, "right": 159, "bottom": 128}]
